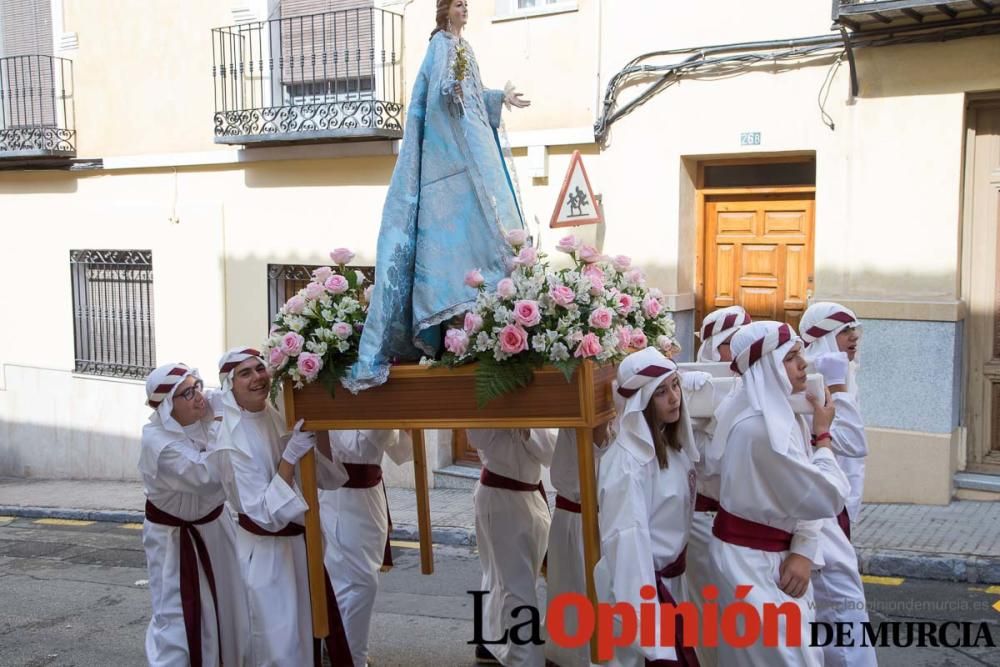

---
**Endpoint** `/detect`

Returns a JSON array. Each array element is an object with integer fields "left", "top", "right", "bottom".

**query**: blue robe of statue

[{"left": 344, "top": 30, "right": 524, "bottom": 392}]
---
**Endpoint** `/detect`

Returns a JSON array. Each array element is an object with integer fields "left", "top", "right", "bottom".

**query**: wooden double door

[{"left": 702, "top": 192, "right": 815, "bottom": 333}]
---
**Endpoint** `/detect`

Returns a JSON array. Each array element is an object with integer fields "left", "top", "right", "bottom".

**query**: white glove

[
  {"left": 680, "top": 371, "right": 712, "bottom": 393},
  {"left": 813, "top": 352, "right": 849, "bottom": 388},
  {"left": 282, "top": 419, "right": 316, "bottom": 465}
]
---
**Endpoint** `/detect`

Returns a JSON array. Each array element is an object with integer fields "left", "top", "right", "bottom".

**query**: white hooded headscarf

[
  {"left": 706, "top": 321, "right": 807, "bottom": 465},
  {"left": 800, "top": 301, "right": 861, "bottom": 395},
  {"left": 612, "top": 347, "right": 699, "bottom": 466},
  {"left": 696, "top": 305, "right": 751, "bottom": 362},
  {"left": 139, "top": 363, "right": 210, "bottom": 479}
]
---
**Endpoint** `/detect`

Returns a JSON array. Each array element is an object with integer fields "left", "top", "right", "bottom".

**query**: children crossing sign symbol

[{"left": 550, "top": 150, "right": 603, "bottom": 228}]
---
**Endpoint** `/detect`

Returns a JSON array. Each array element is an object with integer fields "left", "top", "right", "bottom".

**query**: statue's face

[{"left": 449, "top": 0, "right": 469, "bottom": 29}]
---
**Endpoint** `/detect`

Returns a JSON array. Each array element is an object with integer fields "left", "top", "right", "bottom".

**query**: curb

[{"left": 5, "top": 505, "right": 999, "bottom": 585}]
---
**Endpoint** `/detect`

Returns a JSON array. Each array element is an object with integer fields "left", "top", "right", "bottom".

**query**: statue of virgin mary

[{"left": 344, "top": 0, "right": 530, "bottom": 392}]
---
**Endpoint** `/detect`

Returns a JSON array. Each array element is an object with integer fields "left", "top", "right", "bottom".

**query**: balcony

[
  {"left": 833, "top": 0, "right": 1000, "bottom": 32},
  {"left": 0, "top": 55, "right": 75, "bottom": 161},
  {"left": 212, "top": 8, "right": 404, "bottom": 146}
]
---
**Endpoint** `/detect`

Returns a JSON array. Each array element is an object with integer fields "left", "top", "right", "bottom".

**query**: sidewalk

[{"left": 2, "top": 477, "right": 998, "bottom": 583}]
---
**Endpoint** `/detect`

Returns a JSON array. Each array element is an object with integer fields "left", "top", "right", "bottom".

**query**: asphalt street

[{"left": 0, "top": 515, "right": 998, "bottom": 666}]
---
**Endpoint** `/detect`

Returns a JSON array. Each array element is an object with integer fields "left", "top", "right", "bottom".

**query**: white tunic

[
  {"left": 141, "top": 420, "right": 249, "bottom": 667},
  {"left": 710, "top": 414, "right": 849, "bottom": 667},
  {"left": 320, "top": 429, "right": 411, "bottom": 667},
  {"left": 470, "top": 428, "right": 556, "bottom": 667},
  {"left": 544, "top": 429, "right": 602, "bottom": 667},
  {"left": 594, "top": 437, "right": 696, "bottom": 666},
  {"left": 810, "top": 392, "right": 877, "bottom": 667},
  {"left": 212, "top": 409, "right": 345, "bottom": 667},
  {"left": 686, "top": 416, "right": 719, "bottom": 667}
]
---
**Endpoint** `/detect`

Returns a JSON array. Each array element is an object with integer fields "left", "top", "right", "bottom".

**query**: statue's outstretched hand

[{"left": 503, "top": 82, "right": 531, "bottom": 110}]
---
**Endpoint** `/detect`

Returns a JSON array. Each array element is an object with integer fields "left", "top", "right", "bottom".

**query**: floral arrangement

[
  {"left": 439, "top": 231, "right": 679, "bottom": 406},
  {"left": 264, "top": 248, "right": 371, "bottom": 401}
]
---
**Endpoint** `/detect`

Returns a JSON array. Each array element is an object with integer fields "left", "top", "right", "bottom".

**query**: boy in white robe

[
  {"left": 140, "top": 362, "right": 249, "bottom": 667},
  {"left": 683, "top": 305, "right": 750, "bottom": 667},
  {"left": 594, "top": 348, "right": 701, "bottom": 667},
  {"left": 469, "top": 427, "right": 556, "bottom": 666},
  {"left": 318, "top": 429, "right": 413, "bottom": 666},
  {"left": 706, "top": 322, "right": 849, "bottom": 667},
  {"left": 543, "top": 424, "right": 611, "bottom": 667},
  {"left": 209, "top": 347, "right": 350, "bottom": 667},
  {"left": 801, "top": 302, "right": 878, "bottom": 667}
]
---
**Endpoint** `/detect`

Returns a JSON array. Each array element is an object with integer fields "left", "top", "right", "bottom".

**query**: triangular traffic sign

[{"left": 550, "top": 150, "right": 603, "bottom": 228}]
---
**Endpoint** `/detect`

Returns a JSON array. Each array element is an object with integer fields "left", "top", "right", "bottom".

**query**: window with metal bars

[
  {"left": 267, "top": 263, "right": 374, "bottom": 330},
  {"left": 70, "top": 250, "right": 155, "bottom": 379}
]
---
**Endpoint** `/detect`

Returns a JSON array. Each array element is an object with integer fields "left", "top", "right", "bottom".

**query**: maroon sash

[
  {"left": 712, "top": 507, "right": 794, "bottom": 552},
  {"left": 144, "top": 500, "right": 225, "bottom": 667},
  {"left": 694, "top": 494, "right": 720, "bottom": 513},
  {"left": 342, "top": 463, "right": 394, "bottom": 569},
  {"left": 555, "top": 494, "right": 581, "bottom": 514},
  {"left": 237, "top": 514, "right": 353, "bottom": 667},
  {"left": 837, "top": 508, "right": 851, "bottom": 542},
  {"left": 480, "top": 467, "right": 547, "bottom": 505},
  {"left": 646, "top": 546, "right": 700, "bottom": 667}
]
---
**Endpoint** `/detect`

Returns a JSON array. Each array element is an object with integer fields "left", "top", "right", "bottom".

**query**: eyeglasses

[{"left": 176, "top": 380, "right": 204, "bottom": 402}]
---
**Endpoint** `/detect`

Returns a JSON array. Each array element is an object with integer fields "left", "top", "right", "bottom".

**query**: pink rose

[
  {"left": 297, "top": 352, "right": 323, "bottom": 380},
  {"left": 579, "top": 244, "right": 602, "bottom": 264},
  {"left": 268, "top": 347, "right": 288, "bottom": 370},
  {"left": 506, "top": 229, "right": 529, "bottom": 247},
  {"left": 464, "top": 269, "right": 485, "bottom": 288},
  {"left": 643, "top": 296, "right": 662, "bottom": 318},
  {"left": 312, "top": 266, "right": 334, "bottom": 283},
  {"left": 631, "top": 329, "right": 649, "bottom": 349},
  {"left": 280, "top": 332, "right": 305, "bottom": 356},
  {"left": 556, "top": 235, "right": 581, "bottom": 254},
  {"left": 582, "top": 264, "right": 605, "bottom": 279},
  {"left": 332, "top": 322, "right": 352, "bottom": 340},
  {"left": 616, "top": 293, "right": 634, "bottom": 314},
  {"left": 657, "top": 335, "right": 674, "bottom": 352},
  {"left": 588, "top": 273, "right": 606, "bottom": 296},
  {"left": 514, "top": 246, "right": 538, "bottom": 267},
  {"left": 589, "top": 306, "right": 614, "bottom": 329},
  {"left": 574, "top": 333, "right": 602, "bottom": 358},
  {"left": 464, "top": 311, "right": 484, "bottom": 334},
  {"left": 363, "top": 285, "right": 374, "bottom": 303},
  {"left": 330, "top": 248, "right": 355, "bottom": 265},
  {"left": 444, "top": 328, "right": 470, "bottom": 355},
  {"left": 513, "top": 300, "right": 542, "bottom": 328},
  {"left": 616, "top": 327, "right": 632, "bottom": 352},
  {"left": 496, "top": 278, "right": 517, "bottom": 299},
  {"left": 549, "top": 285, "right": 575, "bottom": 307},
  {"left": 304, "top": 282, "right": 326, "bottom": 300},
  {"left": 612, "top": 255, "right": 632, "bottom": 272},
  {"left": 285, "top": 295, "right": 306, "bottom": 314},
  {"left": 625, "top": 268, "right": 644, "bottom": 286},
  {"left": 498, "top": 324, "right": 529, "bottom": 355},
  {"left": 324, "top": 274, "right": 349, "bottom": 294}
]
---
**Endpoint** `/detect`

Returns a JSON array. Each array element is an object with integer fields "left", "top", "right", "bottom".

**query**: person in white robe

[
  {"left": 469, "top": 427, "right": 556, "bottom": 666},
  {"left": 801, "top": 302, "right": 878, "bottom": 667},
  {"left": 683, "top": 305, "right": 750, "bottom": 667},
  {"left": 208, "top": 347, "right": 349, "bottom": 667},
  {"left": 140, "top": 362, "right": 249, "bottom": 667},
  {"left": 318, "top": 429, "right": 413, "bottom": 667},
  {"left": 705, "top": 321, "right": 850, "bottom": 667},
  {"left": 543, "top": 424, "right": 611, "bottom": 667},
  {"left": 593, "top": 347, "right": 701, "bottom": 666}
]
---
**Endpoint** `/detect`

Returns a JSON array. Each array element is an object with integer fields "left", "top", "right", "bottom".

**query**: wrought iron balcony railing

[
  {"left": 0, "top": 55, "right": 75, "bottom": 160},
  {"left": 212, "top": 8, "right": 404, "bottom": 145}
]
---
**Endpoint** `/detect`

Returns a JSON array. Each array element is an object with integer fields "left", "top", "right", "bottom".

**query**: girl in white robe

[
  {"left": 209, "top": 348, "right": 349, "bottom": 667},
  {"left": 705, "top": 321, "right": 850, "bottom": 667},
  {"left": 801, "top": 302, "right": 878, "bottom": 667},
  {"left": 469, "top": 427, "right": 556, "bottom": 667},
  {"left": 140, "top": 363, "right": 249, "bottom": 667},
  {"left": 594, "top": 347, "right": 701, "bottom": 666},
  {"left": 319, "top": 429, "right": 413, "bottom": 667},
  {"left": 544, "top": 425, "right": 611, "bottom": 667}
]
